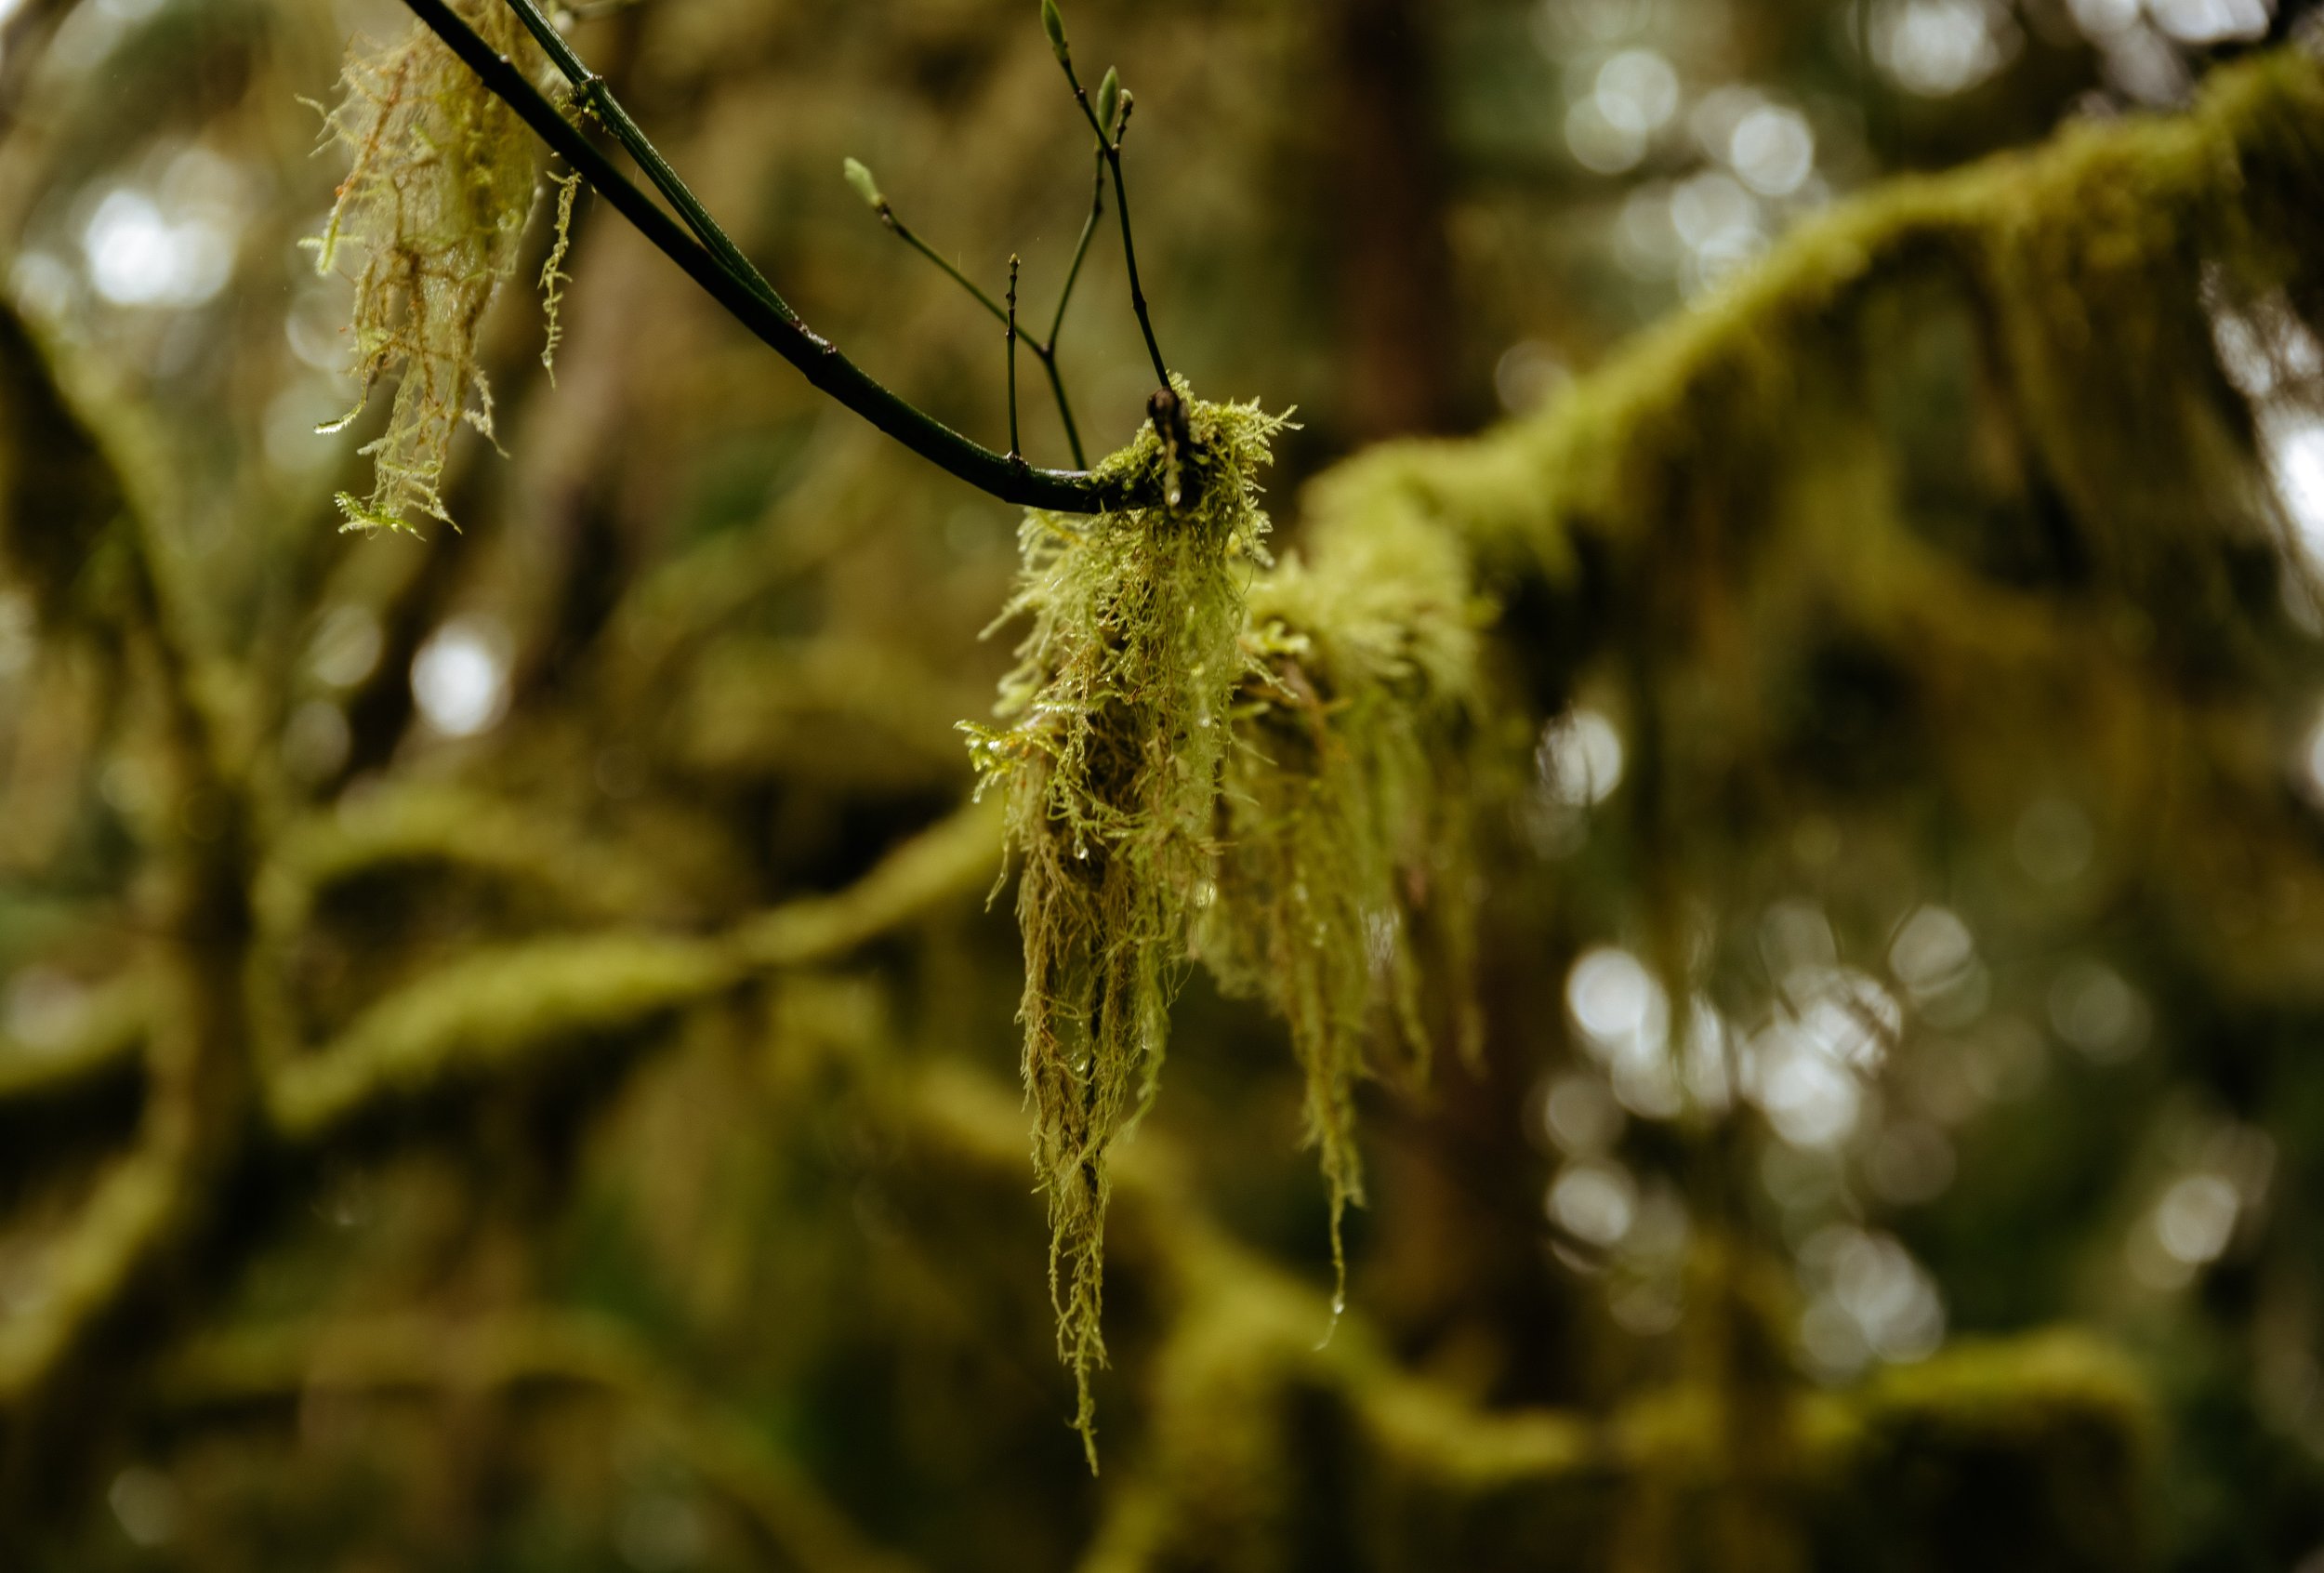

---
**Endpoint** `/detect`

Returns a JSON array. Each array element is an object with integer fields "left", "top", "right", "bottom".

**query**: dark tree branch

[
  {"left": 1006, "top": 255, "right": 1023, "bottom": 464},
  {"left": 395, "top": 0, "right": 1147, "bottom": 512}
]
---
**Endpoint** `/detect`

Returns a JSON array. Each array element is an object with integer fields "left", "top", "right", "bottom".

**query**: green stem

[
  {"left": 873, "top": 198, "right": 1088, "bottom": 468},
  {"left": 884, "top": 210, "right": 1010, "bottom": 327},
  {"left": 1057, "top": 60, "right": 1169, "bottom": 390},
  {"left": 1046, "top": 149, "right": 1105, "bottom": 351},
  {"left": 1036, "top": 348, "right": 1087, "bottom": 469},
  {"left": 395, "top": 0, "right": 1142, "bottom": 511},
  {"left": 1104, "top": 119, "right": 1169, "bottom": 390},
  {"left": 498, "top": 0, "right": 796, "bottom": 324}
]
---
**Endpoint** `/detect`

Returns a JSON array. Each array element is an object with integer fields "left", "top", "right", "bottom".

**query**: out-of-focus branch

[
  {"left": 267, "top": 799, "right": 1001, "bottom": 1142},
  {"left": 0, "top": 315, "right": 259, "bottom": 1532},
  {"left": 1305, "top": 48, "right": 2324, "bottom": 595},
  {"left": 165, "top": 1309, "right": 926, "bottom": 1573},
  {"left": 0, "top": 975, "right": 147, "bottom": 1104},
  {"left": 254, "top": 785, "right": 682, "bottom": 938},
  {"left": 900, "top": 1064, "right": 2146, "bottom": 1571}
]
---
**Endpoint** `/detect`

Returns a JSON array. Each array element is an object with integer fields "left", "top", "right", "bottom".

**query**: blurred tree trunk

[{"left": 1323, "top": 0, "right": 1464, "bottom": 440}]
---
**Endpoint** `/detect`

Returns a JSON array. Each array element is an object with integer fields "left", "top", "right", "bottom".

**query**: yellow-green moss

[
  {"left": 968, "top": 386, "right": 1518, "bottom": 1445},
  {"left": 307, "top": 0, "right": 544, "bottom": 533},
  {"left": 1200, "top": 500, "right": 1496, "bottom": 1305},
  {"left": 966, "top": 384, "right": 1288, "bottom": 1462},
  {"left": 1312, "top": 48, "right": 2324, "bottom": 597}
]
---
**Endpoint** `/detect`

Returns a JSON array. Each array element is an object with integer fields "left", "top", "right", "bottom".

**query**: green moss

[
  {"left": 966, "top": 384, "right": 1289, "bottom": 1463},
  {"left": 969, "top": 384, "right": 1513, "bottom": 1457},
  {"left": 968, "top": 385, "right": 1515, "bottom": 1446},
  {"left": 1805, "top": 1334, "right": 2153, "bottom": 1572},
  {"left": 269, "top": 933, "right": 740, "bottom": 1140},
  {"left": 1201, "top": 500, "right": 1495, "bottom": 1305},
  {"left": 1314, "top": 49, "right": 2324, "bottom": 609},
  {"left": 538, "top": 167, "right": 582, "bottom": 384},
  {"left": 1287, "top": 50, "right": 2324, "bottom": 1013},
  {"left": 307, "top": 0, "right": 545, "bottom": 533}
]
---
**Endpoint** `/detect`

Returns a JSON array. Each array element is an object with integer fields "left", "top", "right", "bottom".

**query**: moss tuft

[
  {"left": 307, "top": 1, "right": 544, "bottom": 534},
  {"left": 1200, "top": 500, "right": 1495, "bottom": 1306},
  {"left": 966, "top": 383, "right": 1289, "bottom": 1463}
]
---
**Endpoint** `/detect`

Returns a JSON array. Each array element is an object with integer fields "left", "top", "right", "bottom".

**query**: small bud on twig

[
  {"left": 1096, "top": 67, "right": 1120, "bottom": 141},
  {"left": 842, "top": 157, "right": 883, "bottom": 210},
  {"left": 1041, "top": 0, "right": 1069, "bottom": 61}
]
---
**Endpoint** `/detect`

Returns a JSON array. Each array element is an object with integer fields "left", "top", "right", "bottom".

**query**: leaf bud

[{"left": 1096, "top": 67, "right": 1120, "bottom": 137}]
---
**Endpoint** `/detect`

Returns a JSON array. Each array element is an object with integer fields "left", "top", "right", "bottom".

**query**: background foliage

[{"left": 1, "top": 0, "right": 2322, "bottom": 1568}]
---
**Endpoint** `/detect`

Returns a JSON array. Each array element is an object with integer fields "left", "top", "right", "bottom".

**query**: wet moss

[
  {"left": 1201, "top": 498, "right": 1496, "bottom": 1305},
  {"left": 967, "top": 385, "right": 1289, "bottom": 1462}
]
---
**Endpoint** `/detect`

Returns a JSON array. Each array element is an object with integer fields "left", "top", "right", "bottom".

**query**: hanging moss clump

[
  {"left": 307, "top": 0, "right": 543, "bottom": 533},
  {"left": 967, "top": 385, "right": 1288, "bottom": 1462},
  {"left": 1200, "top": 500, "right": 1494, "bottom": 1305}
]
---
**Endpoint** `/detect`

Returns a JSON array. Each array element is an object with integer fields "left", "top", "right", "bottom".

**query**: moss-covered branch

[
  {"left": 165, "top": 1310, "right": 925, "bottom": 1573},
  {"left": 1311, "top": 49, "right": 2324, "bottom": 602},
  {"left": 966, "top": 390, "right": 1290, "bottom": 1461},
  {"left": 0, "top": 973, "right": 146, "bottom": 1104},
  {"left": 954, "top": 52, "right": 2324, "bottom": 1442},
  {"left": 254, "top": 784, "right": 683, "bottom": 937},
  {"left": 0, "top": 311, "right": 260, "bottom": 1534},
  {"left": 267, "top": 800, "right": 1001, "bottom": 1141},
  {"left": 898, "top": 1062, "right": 2149, "bottom": 1571}
]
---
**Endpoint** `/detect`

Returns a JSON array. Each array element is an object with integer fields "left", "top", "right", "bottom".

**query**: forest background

[{"left": 0, "top": 0, "right": 2322, "bottom": 1568}]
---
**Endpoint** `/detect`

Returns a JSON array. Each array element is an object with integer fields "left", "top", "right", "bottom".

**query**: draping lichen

[
  {"left": 1199, "top": 500, "right": 1493, "bottom": 1307},
  {"left": 307, "top": 1, "right": 543, "bottom": 533},
  {"left": 966, "top": 384, "right": 1288, "bottom": 1462},
  {"left": 970, "top": 387, "right": 1499, "bottom": 1453},
  {"left": 538, "top": 167, "right": 582, "bottom": 383}
]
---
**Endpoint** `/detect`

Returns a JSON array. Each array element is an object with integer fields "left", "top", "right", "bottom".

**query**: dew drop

[{"left": 1314, "top": 1292, "right": 1346, "bottom": 1351}]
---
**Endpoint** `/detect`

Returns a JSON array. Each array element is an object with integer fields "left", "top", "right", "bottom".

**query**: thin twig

[
  {"left": 392, "top": 0, "right": 1142, "bottom": 511},
  {"left": 1006, "top": 255, "right": 1023, "bottom": 464},
  {"left": 857, "top": 178, "right": 1089, "bottom": 469},
  {"left": 1027, "top": 147, "right": 1108, "bottom": 469},
  {"left": 1105, "top": 95, "right": 1169, "bottom": 391},
  {"left": 1047, "top": 148, "right": 1106, "bottom": 352},
  {"left": 882, "top": 207, "right": 1011, "bottom": 326},
  {"left": 1054, "top": 51, "right": 1169, "bottom": 390},
  {"left": 1036, "top": 350, "right": 1087, "bottom": 469}
]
